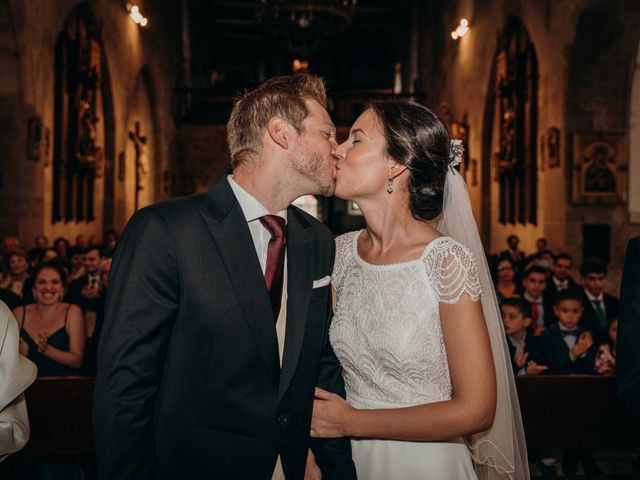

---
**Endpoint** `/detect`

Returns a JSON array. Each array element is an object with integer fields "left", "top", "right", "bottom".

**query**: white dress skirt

[
  {"left": 351, "top": 438, "right": 476, "bottom": 480},
  {"left": 330, "top": 231, "right": 483, "bottom": 480}
]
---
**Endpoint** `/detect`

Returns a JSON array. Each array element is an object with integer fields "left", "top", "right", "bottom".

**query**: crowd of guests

[
  {"left": 493, "top": 234, "right": 621, "bottom": 477},
  {"left": 0, "top": 231, "right": 118, "bottom": 378}
]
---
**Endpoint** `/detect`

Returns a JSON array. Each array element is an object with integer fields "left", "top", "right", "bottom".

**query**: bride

[{"left": 310, "top": 100, "right": 528, "bottom": 479}]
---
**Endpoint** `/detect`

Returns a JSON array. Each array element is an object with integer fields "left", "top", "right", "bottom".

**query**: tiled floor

[{"left": 530, "top": 448, "right": 640, "bottom": 478}]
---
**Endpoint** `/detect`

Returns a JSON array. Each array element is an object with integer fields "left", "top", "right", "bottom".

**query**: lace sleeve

[
  {"left": 431, "top": 238, "right": 482, "bottom": 304},
  {"left": 332, "top": 231, "right": 357, "bottom": 289}
]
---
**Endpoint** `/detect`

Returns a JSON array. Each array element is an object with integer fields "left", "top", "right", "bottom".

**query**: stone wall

[
  {"left": 0, "top": 0, "right": 178, "bottom": 245},
  {"left": 416, "top": 0, "right": 640, "bottom": 289}
]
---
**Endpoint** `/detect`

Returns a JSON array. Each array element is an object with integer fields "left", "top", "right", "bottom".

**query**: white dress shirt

[{"left": 227, "top": 175, "right": 288, "bottom": 480}]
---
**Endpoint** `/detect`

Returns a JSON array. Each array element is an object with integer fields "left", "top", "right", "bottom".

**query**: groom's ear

[{"left": 267, "top": 116, "right": 291, "bottom": 149}]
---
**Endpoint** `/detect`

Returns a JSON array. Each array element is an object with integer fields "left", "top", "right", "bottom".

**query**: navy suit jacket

[
  {"left": 93, "top": 179, "right": 356, "bottom": 480},
  {"left": 579, "top": 290, "right": 619, "bottom": 343},
  {"left": 540, "top": 324, "right": 596, "bottom": 375}
]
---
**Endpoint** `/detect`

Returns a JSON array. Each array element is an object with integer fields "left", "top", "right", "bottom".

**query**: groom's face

[{"left": 291, "top": 99, "right": 338, "bottom": 196}]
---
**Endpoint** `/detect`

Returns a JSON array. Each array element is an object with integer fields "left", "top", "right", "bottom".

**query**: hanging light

[
  {"left": 256, "top": 1, "right": 357, "bottom": 55},
  {"left": 451, "top": 18, "right": 469, "bottom": 40},
  {"left": 127, "top": 3, "right": 148, "bottom": 27}
]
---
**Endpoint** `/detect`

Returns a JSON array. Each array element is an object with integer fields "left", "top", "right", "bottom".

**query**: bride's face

[{"left": 334, "top": 109, "right": 390, "bottom": 201}]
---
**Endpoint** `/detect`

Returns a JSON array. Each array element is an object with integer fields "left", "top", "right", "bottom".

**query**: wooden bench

[
  {"left": 3, "top": 375, "right": 637, "bottom": 460},
  {"left": 515, "top": 375, "right": 636, "bottom": 449}
]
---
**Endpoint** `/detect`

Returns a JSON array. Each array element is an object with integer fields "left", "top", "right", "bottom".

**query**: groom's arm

[
  {"left": 93, "top": 207, "right": 179, "bottom": 480},
  {"left": 310, "top": 239, "right": 357, "bottom": 480}
]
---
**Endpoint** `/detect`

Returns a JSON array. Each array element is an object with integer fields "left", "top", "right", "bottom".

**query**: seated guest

[
  {"left": 541, "top": 289, "right": 595, "bottom": 375},
  {"left": 0, "top": 300, "right": 37, "bottom": 461},
  {"left": 543, "top": 253, "right": 578, "bottom": 307},
  {"left": 521, "top": 266, "right": 554, "bottom": 335},
  {"left": 13, "top": 261, "right": 84, "bottom": 376},
  {"left": 89, "top": 234, "right": 101, "bottom": 247},
  {"left": 66, "top": 246, "right": 104, "bottom": 351},
  {"left": 75, "top": 234, "right": 89, "bottom": 249},
  {"left": 523, "top": 249, "right": 554, "bottom": 272},
  {"left": 1, "top": 251, "right": 30, "bottom": 298},
  {"left": 67, "top": 246, "right": 86, "bottom": 282},
  {"left": 0, "top": 270, "right": 22, "bottom": 310},
  {"left": 83, "top": 259, "right": 112, "bottom": 375},
  {"left": 595, "top": 318, "right": 617, "bottom": 375},
  {"left": 499, "top": 234, "right": 526, "bottom": 274},
  {"left": 494, "top": 258, "right": 520, "bottom": 305},
  {"left": 53, "top": 236, "right": 70, "bottom": 260},
  {"left": 37, "top": 247, "right": 59, "bottom": 264},
  {"left": 34, "top": 235, "right": 48, "bottom": 249},
  {"left": 525, "top": 237, "right": 549, "bottom": 266},
  {"left": 103, "top": 229, "right": 118, "bottom": 258},
  {"left": 579, "top": 258, "right": 619, "bottom": 344},
  {"left": 501, "top": 298, "right": 546, "bottom": 375},
  {"left": 541, "top": 289, "right": 602, "bottom": 478}
]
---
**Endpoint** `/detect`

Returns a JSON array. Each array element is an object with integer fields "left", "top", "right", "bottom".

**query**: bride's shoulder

[
  {"left": 423, "top": 236, "right": 478, "bottom": 270},
  {"left": 334, "top": 229, "right": 360, "bottom": 252}
]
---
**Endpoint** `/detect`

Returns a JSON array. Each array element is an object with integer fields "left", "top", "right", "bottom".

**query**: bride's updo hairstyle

[{"left": 368, "top": 99, "right": 451, "bottom": 222}]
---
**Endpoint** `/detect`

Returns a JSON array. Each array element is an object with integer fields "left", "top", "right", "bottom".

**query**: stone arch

[
  {"left": 0, "top": 0, "right": 22, "bottom": 237},
  {"left": 481, "top": 16, "right": 538, "bottom": 253},
  {"left": 52, "top": 2, "right": 114, "bottom": 233}
]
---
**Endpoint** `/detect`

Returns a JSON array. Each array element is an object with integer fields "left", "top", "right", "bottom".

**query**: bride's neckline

[{"left": 351, "top": 229, "right": 447, "bottom": 270}]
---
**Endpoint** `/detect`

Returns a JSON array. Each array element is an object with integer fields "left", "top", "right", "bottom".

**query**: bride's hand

[{"left": 310, "top": 387, "right": 353, "bottom": 438}]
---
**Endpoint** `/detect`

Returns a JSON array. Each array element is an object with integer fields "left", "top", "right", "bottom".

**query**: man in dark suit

[
  {"left": 578, "top": 258, "right": 619, "bottom": 343},
  {"left": 543, "top": 253, "right": 579, "bottom": 324},
  {"left": 93, "top": 74, "right": 356, "bottom": 480},
  {"left": 617, "top": 236, "right": 640, "bottom": 427}
]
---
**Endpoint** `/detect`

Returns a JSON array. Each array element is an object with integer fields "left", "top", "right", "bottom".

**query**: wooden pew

[
  {"left": 22, "top": 376, "right": 95, "bottom": 456},
  {"left": 2, "top": 375, "right": 636, "bottom": 462},
  {"left": 515, "top": 375, "right": 636, "bottom": 449}
]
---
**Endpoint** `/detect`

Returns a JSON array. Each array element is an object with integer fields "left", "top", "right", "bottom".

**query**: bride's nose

[{"left": 332, "top": 140, "right": 348, "bottom": 160}]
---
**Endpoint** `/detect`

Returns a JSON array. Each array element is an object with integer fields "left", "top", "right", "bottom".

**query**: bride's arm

[{"left": 311, "top": 295, "right": 496, "bottom": 441}]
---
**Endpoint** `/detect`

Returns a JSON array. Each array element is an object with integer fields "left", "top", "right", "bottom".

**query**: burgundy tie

[{"left": 260, "top": 215, "right": 287, "bottom": 321}]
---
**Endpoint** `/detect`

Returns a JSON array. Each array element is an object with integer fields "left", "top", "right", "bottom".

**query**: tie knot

[{"left": 260, "top": 215, "right": 287, "bottom": 240}]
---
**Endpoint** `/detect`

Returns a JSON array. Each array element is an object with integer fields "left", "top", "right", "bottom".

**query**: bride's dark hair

[{"left": 367, "top": 99, "right": 451, "bottom": 222}]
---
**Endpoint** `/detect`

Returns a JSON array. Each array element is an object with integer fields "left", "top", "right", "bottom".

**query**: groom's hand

[{"left": 304, "top": 449, "right": 322, "bottom": 480}]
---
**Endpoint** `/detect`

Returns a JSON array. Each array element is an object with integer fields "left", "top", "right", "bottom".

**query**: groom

[{"left": 93, "top": 73, "right": 356, "bottom": 480}]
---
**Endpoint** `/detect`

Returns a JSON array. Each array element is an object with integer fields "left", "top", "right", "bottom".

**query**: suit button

[{"left": 277, "top": 414, "right": 287, "bottom": 425}]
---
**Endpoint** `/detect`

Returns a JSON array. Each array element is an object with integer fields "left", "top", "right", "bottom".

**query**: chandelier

[{"left": 256, "top": 0, "right": 357, "bottom": 56}]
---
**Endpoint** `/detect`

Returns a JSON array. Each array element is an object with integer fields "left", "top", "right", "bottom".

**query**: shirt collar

[
  {"left": 508, "top": 330, "right": 527, "bottom": 347},
  {"left": 523, "top": 292, "right": 542, "bottom": 303},
  {"left": 227, "top": 175, "right": 287, "bottom": 224},
  {"left": 553, "top": 276, "right": 568, "bottom": 287},
  {"left": 584, "top": 288, "right": 603, "bottom": 302}
]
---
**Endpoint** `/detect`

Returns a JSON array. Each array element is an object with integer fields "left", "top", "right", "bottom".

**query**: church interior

[{"left": 1, "top": 0, "right": 639, "bottom": 478}]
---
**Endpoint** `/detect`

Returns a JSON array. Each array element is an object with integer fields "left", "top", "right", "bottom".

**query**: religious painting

[
  {"left": 27, "top": 116, "right": 43, "bottom": 161},
  {"left": 541, "top": 127, "right": 560, "bottom": 169},
  {"left": 572, "top": 133, "right": 627, "bottom": 205}
]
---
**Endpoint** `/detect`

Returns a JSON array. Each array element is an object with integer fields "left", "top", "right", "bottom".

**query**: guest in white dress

[{"left": 310, "top": 100, "right": 528, "bottom": 480}]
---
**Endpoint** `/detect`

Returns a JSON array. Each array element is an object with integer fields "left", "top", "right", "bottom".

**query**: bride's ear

[{"left": 388, "top": 161, "right": 408, "bottom": 180}]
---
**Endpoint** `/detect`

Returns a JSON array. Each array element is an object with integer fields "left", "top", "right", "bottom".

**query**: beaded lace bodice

[{"left": 330, "top": 230, "right": 482, "bottom": 409}]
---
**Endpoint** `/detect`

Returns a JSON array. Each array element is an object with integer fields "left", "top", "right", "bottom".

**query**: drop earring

[{"left": 386, "top": 178, "right": 394, "bottom": 193}]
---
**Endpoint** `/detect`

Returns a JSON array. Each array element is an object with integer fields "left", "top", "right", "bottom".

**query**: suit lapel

[
  {"left": 200, "top": 180, "right": 280, "bottom": 386},
  {"left": 278, "top": 207, "right": 313, "bottom": 402}
]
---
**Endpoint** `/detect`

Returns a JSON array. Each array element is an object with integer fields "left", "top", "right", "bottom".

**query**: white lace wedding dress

[{"left": 330, "top": 230, "right": 482, "bottom": 480}]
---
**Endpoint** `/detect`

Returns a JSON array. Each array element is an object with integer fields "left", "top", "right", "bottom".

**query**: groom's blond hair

[{"left": 226, "top": 73, "right": 327, "bottom": 168}]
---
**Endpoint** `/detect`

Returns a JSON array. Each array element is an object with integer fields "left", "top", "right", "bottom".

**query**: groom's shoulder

[
  {"left": 289, "top": 205, "right": 334, "bottom": 244},
  {"left": 128, "top": 193, "right": 207, "bottom": 229}
]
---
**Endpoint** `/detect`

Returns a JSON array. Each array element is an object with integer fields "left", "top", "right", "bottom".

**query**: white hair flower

[{"left": 449, "top": 139, "right": 464, "bottom": 168}]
